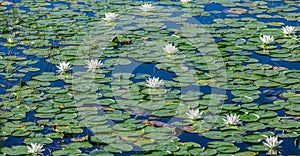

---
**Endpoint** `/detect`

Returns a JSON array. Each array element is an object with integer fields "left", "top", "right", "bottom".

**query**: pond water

[{"left": 1, "top": 0, "right": 300, "bottom": 156}]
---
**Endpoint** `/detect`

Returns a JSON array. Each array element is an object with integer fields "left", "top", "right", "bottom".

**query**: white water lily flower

[
  {"left": 85, "top": 59, "right": 103, "bottom": 72},
  {"left": 7, "top": 38, "right": 14, "bottom": 44},
  {"left": 186, "top": 108, "right": 203, "bottom": 120},
  {"left": 181, "top": 0, "right": 192, "bottom": 3},
  {"left": 282, "top": 25, "right": 296, "bottom": 35},
  {"left": 222, "top": 113, "right": 241, "bottom": 126},
  {"left": 263, "top": 136, "right": 283, "bottom": 149},
  {"left": 146, "top": 77, "right": 164, "bottom": 88},
  {"left": 27, "top": 143, "right": 45, "bottom": 155},
  {"left": 139, "top": 3, "right": 154, "bottom": 12},
  {"left": 56, "top": 62, "right": 71, "bottom": 74},
  {"left": 260, "top": 35, "right": 274, "bottom": 44},
  {"left": 163, "top": 43, "right": 178, "bottom": 54},
  {"left": 102, "top": 12, "right": 118, "bottom": 21}
]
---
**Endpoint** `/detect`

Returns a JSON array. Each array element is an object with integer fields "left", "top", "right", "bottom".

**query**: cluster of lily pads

[{"left": 0, "top": 0, "right": 300, "bottom": 155}]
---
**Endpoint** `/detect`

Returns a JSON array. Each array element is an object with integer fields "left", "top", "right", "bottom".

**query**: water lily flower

[
  {"left": 27, "top": 143, "right": 45, "bottom": 155},
  {"left": 186, "top": 108, "right": 203, "bottom": 120},
  {"left": 260, "top": 35, "right": 274, "bottom": 44},
  {"left": 163, "top": 43, "right": 178, "bottom": 54},
  {"left": 85, "top": 59, "right": 103, "bottom": 72},
  {"left": 139, "top": 3, "right": 154, "bottom": 12},
  {"left": 102, "top": 12, "right": 118, "bottom": 22},
  {"left": 282, "top": 25, "right": 296, "bottom": 35},
  {"left": 222, "top": 113, "right": 241, "bottom": 126},
  {"left": 56, "top": 62, "right": 71, "bottom": 74},
  {"left": 181, "top": 0, "right": 192, "bottom": 3},
  {"left": 7, "top": 38, "right": 14, "bottom": 44},
  {"left": 146, "top": 77, "right": 164, "bottom": 88},
  {"left": 263, "top": 136, "right": 283, "bottom": 149}
]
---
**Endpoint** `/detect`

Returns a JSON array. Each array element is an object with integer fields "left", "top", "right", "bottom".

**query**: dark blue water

[
  {"left": 129, "top": 61, "right": 176, "bottom": 82},
  {"left": 255, "top": 87, "right": 286, "bottom": 104},
  {"left": 197, "top": 2, "right": 299, "bottom": 27},
  {"left": 248, "top": 52, "right": 300, "bottom": 70}
]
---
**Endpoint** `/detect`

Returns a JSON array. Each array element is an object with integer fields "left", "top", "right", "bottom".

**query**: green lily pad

[
  {"left": 104, "top": 143, "right": 133, "bottom": 153},
  {"left": 32, "top": 72, "right": 59, "bottom": 82},
  {"left": 24, "top": 136, "right": 53, "bottom": 145},
  {"left": 1, "top": 146, "right": 29, "bottom": 155},
  {"left": 52, "top": 148, "right": 82, "bottom": 156},
  {"left": 247, "top": 145, "right": 268, "bottom": 152}
]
